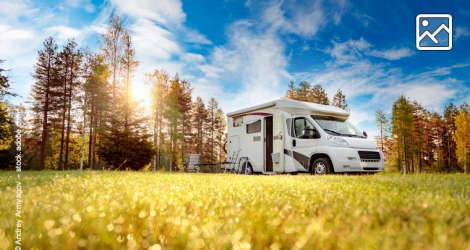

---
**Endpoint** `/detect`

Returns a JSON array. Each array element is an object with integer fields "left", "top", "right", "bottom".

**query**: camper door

[{"left": 272, "top": 113, "right": 284, "bottom": 173}]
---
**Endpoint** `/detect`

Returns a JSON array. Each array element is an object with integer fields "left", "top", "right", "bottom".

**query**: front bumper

[{"left": 327, "top": 147, "right": 384, "bottom": 172}]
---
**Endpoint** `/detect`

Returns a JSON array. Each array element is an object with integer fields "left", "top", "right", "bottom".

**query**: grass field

[{"left": 0, "top": 172, "right": 469, "bottom": 250}]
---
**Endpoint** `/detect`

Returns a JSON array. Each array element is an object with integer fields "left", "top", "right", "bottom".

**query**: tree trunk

[
  {"left": 88, "top": 98, "right": 94, "bottom": 169},
  {"left": 59, "top": 73, "right": 68, "bottom": 170},
  {"left": 80, "top": 95, "right": 86, "bottom": 171},
  {"left": 40, "top": 76, "right": 51, "bottom": 170}
]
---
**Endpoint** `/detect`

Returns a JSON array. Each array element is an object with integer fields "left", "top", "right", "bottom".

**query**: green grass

[{"left": 0, "top": 172, "right": 469, "bottom": 250}]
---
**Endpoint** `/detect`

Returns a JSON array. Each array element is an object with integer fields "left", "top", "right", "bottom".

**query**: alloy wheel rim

[{"left": 315, "top": 162, "right": 326, "bottom": 174}]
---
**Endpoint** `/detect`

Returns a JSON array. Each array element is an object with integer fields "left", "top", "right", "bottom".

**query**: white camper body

[{"left": 226, "top": 99, "right": 385, "bottom": 174}]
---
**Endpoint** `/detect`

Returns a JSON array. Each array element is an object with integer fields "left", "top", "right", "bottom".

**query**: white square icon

[{"left": 416, "top": 14, "right": 452, "bottom": 51}]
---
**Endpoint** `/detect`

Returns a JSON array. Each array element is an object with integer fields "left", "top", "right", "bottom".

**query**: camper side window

[
  {"left": 294, "top": 118, "right": 315, "bottom": 139},
  {"left": 233, "top": 117, "right": 243, "bottom": 127},
  {"left": 246, "top": 120, "right": 261, "bottom": 134}
]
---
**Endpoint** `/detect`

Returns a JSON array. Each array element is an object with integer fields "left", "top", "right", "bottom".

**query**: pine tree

[
  {"left": 83, "top": 53, "right": 110, "bottom": 169},
  {"left": 375, "top": 110, "right": 388, "bottom": 153},
  {"left": 31, "top": 37, "right": 59, "bottom": 169},
  {"left": 311, "top": 84, "right": 329, "bottom": 105},
  {"left": 391, "top": 95, "right": 414, "bottom": 174},
  {"left": 120, "top": 32, "right": 139, "bottom": 134},
  {"left": 178, "top": 79, "right": 193, "bottom": 162},
  {"left": 207, "top": 97, "right": 218, "bottom": 163},
  {"left": 100, "top": 12, "right": 125, "bottom": 103},
  {"left": 454, "top": 109, "right": 470, "bottom": 173},
  {"left": 164, "top": 74, "right": 184, "bottom": 171},
  {"left": 0, "top": 60, "right": 16, "bottom": 97},
  {"left": 0, "top": 102, "right": 12, "bottom": 151},
  {"left": 192, "top": 96, "right": 207, "bottom": 160},
  {"left": 443, "top": 103, "right": 459, "bottom": 171},
  {"left": 56, "top": 39, "right": 83, "bottom": 170},
  {"left": 145, "top": 69, "right": 169, "bottom": 170},
  {"left": 332, "top": 89, "right": 350, "bottom": 112}
]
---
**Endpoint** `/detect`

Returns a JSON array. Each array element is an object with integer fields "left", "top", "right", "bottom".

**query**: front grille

[
  {"left": 361, "top": 159, "right": 380, "bottom": 163},
  {"left": 358, "top": 151, "right": 380, "bottom": 160},
  {"left": 363, "top": 167, "right": 379, "bottom": 171}
]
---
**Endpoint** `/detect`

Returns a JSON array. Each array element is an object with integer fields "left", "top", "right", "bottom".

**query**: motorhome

[{"left": 226, "top": 99, "right": 384, "bottom": 174}]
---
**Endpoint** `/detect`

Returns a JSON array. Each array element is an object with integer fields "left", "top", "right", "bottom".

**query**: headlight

[{"left": 327, "top": 135, "right": 349, "bottom": 146}]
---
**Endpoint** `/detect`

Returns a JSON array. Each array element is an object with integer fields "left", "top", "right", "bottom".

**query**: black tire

[
  {"left": 223, "top": 141, "right": 228, "bottom": 153},
  {"left": 241, "top": 163, "right": 254, "bottom": 175},
  {"left": 311, "top": 158, "right": 334, "bottom": 175}
]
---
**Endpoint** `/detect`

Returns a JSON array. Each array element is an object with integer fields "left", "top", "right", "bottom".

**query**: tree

[
  {"left": 454, "top": 109, "right": 470, "bottom": 173},
  {"left": 0, "top": 60, "right": 16, "bottom": 97},
  {"left": 332, "top": 89, "right": 350, "bottom": 112},
  {"left": 206, "top": 97, "right": 219, "bottom": 163},
  {"left": 100, "top": 12, "right": 125, "bottom": 102},
  {"left": 97, "top": 127, "right": 153, "bottom": 170},
  {"left": 83, "top": 53, "right": 110, "bottom": 170},
  {"left": 31, "top": 37, "right": 59, "bottom": 169},
  {"left": 443, "top": 103, "right": 459, "bottom": 171},
  {"left": 97, "top": 23, "right": 153, "bottom": 171},
  {"left": 56, "top": 39, "right": 83, "bottom": 170},
  {"left": 391, "top": 95, "right": 414, "bottom": 174},
  {"left": 0, "top": 102, "right": 12, "bottom": 151},
  {"left": 164, "top": 74, "right": 184, "bottom": 171},
  {"left": 146, "top": 69, "right": 169, "bottom": 171},
  {"left": 375, "top": 110, "right": 388, "bottom": 153},
  {"left": 120, "top": 32, "right": 139, "bottom": 134},
  {"left": 284, "top": 81, "right": 329, "bottom": 105},
  {"left": 192, "top": 96, "right": 207, "bottom": 160},
  {"left": 311, "top": 84, "right": 329, "bottom": 105}
]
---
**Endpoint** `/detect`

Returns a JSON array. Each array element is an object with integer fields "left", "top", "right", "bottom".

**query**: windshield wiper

[
  {"left": 323, "top": 129, "right": 342, "bottom": 136},
  {"left": 342, "top": 134, "right": 366, "bottom": 138}
]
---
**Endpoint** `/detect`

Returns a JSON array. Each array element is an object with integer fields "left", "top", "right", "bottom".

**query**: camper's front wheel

[{"left": 312, "top": 158, "right": 333, "bottom": 175}]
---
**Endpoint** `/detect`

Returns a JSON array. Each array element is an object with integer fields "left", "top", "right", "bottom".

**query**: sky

[{"left": 1, "top": 0, "right": 470, "bottom": 138}]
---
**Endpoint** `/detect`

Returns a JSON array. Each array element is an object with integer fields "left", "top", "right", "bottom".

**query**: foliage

[
  {"left": 98, "top": 128, "right": 153, "bottom": 170},
  {"left": 454, "top": 109, "right": 470, "bottom": 172},
  {"left": 0, "top": 172, "right": 469, "bottom": 249},
  {"left": 331, "top": 89, "right": 350, "bottom": 111},
  {"left": 391, "top": 96, "right": 414, "bottom": 173},
  {"left": 284, "top": 80, "right": 330, "bottom": 105}
]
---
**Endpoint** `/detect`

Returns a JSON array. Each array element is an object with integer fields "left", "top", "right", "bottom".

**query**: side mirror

[
  {"left": 303, "top": 126, "right": 313, "bottom": 138},
  {"left": 363, "top": 131, "right": 368, "bottom": 138},
  {"left": 303, "top": 126, "right": 320, "bottom": 139}
]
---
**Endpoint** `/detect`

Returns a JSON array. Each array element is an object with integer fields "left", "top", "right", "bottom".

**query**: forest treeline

[
  {"left": 286, "top": 81, "right": 470, "bottom": 173},
  {"left": 1, "top": 14, "right": 469, "bottom": 173},
  {"left": 0, "top": 14, "right": 226, "bottom": 171},
  {"left": 377, "top": 96, "right": 470, "bottom": 173}
]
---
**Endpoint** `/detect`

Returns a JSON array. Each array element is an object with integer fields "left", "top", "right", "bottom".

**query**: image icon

[{"left": 416, "top": 14, "right": 452, "bottom": 50}]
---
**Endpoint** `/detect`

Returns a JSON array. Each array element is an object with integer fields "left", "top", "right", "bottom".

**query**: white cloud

[
  {"left": 298, "top": 38, "right": 464, "bottom": 116},
  {"left": 455, "top": 26, "right": 470, "bottom": 40},
  {"left": 0, "top": 0, "right": 39, "bottom": 21},
  {"left": 110, "top": 0, "right": 186, "bottom": 25},
  {"left": 368, "top": 47, "right": 415, "bottom": 60},
  {"left": 195, "top": 20, "right": 291, "bottom": 112},
  {"left": 44, "top": 26, "right": 82, "bottom": 43},
  {"left": 66, "top": 0, "right": 96, "bottom": 13},
  {"left": 259, "top": 0, "right": 326, "bottom": 38},
  {"left": 327, "top": 38, "right": 414, "bottom": 62}
]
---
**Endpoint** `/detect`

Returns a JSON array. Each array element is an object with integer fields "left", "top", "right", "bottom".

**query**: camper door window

[{"left": 294, "top": 118, "right": 315, "bottom": 139}]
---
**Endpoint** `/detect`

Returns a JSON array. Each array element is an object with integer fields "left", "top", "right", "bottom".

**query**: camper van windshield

[{"left": 311, "top": 115, "right": 365, "bottom": 138}]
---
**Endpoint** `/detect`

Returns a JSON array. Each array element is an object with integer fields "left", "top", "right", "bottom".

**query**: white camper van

[{"left": 226, "top": 99, "right": 384, "bottom": 174}]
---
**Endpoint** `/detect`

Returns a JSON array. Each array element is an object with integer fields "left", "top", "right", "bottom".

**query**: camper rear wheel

[
  {"left": 243, "top": 163, "right": 254, "bottom": 175},
  {"left": 312, "top": 158, "right": 334, "bottom": 175}
]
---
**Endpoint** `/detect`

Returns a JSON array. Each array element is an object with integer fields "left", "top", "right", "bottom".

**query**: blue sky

[{"left": 1, "top": 0, "right": 470, "bottom": 138}]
